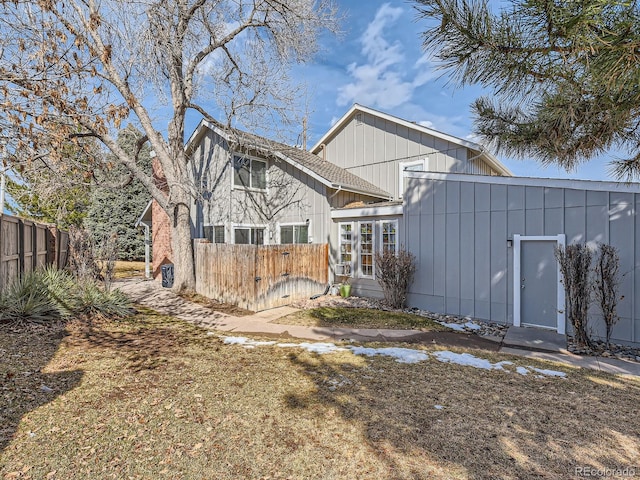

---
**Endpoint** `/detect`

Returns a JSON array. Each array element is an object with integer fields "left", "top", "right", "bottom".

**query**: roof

[
  {"left": 186, "top": 119, "right": 392, "bottom": 200},
  {"left": 310, "top": 104, "right": 513, "bottom": 177},
  {"left": 135, "top": 200, "right": 152, "bottom": 227}
]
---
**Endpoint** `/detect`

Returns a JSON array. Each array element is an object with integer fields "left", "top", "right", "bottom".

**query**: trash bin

[{"left": 161, "top": 264, "right": 174, "bottom": 288}]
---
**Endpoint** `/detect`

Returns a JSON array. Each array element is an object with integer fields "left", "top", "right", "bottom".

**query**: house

[{"left": 146, "top": 104, "right": 640, "bottom": 346}]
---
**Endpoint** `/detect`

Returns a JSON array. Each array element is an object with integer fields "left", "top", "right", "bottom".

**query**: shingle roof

[{"left": 200, "top": 121, "right": 392, "bottom": 200}]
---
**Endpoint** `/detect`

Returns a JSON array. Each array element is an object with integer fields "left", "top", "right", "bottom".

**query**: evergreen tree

[
  {"left": 85, "top": 126, "right": 151, "bottom": 261},
  {"left": 415, "top": 0, "right": 640, "bottom": 179}
]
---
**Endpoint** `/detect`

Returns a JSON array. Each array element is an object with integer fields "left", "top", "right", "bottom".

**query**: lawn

[
  {"left": 275, "top": 306, "right": 448, "bottom": 330},
  {"left": 1, "top": 312, "right": 639, "bottom": 479},
  {"left": 113, "top": 261, "right": 147, "bottom": 279}
]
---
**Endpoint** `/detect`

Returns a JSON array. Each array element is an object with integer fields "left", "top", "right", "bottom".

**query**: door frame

[{"left": 513, "top": 234, "right": 566, "bottom": 334}]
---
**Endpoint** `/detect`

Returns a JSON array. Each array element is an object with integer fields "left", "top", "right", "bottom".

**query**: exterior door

[{"left": 520, "top": 240, "right": 558, "bottom": 329}]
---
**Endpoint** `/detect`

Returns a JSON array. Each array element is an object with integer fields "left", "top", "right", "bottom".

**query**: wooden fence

[
  {"left": 195, "top": 242, "right": 329, "bottom": 311},
  {"left": 0, "top": 214, "right": 69, "bottom": 290}
]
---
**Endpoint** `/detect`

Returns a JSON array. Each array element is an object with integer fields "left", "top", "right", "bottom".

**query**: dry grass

[
  {"left": 178, "top": 291, "right": 254, "bottom": 317},
  {"left": 113, "top": 261, "right": 147, "bottom": 279},
  {"left": 1, "top": 313, "right": 640, "bottom": 479},
  {"left": 275, "top": 307, "right": 448, "bottom": 330}
]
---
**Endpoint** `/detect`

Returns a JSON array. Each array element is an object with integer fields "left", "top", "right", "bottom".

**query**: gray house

[{"left": 150, "top": 104, "right": 640, "bottom": 346}]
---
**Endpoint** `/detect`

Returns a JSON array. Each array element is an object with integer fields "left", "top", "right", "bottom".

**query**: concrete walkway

[{"left": 117, "top": 278, "right": 640, "bottom": 377}]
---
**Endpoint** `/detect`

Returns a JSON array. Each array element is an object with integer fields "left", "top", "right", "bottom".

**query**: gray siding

[
  {"left": 188, "top": 129, "right": 334, "bottom": 245},
  {"left": 405, "top": 175, "right": 640, "bottom": 345},
  {"left": 321, "top": 111, "right": 499, "bottom": 199}
]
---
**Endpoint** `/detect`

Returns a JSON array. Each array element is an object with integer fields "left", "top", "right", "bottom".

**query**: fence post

[
  {"left": 47, "top": 226, "right": 57, "bottom": 267},
  {"left": 18, "top": 218, "right": 25, "bottom": 276}
]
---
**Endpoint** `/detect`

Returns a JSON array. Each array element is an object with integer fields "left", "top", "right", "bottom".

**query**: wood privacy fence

[
  {"left": 195, "top": 242, "right": 329, "bottom": 311},
  {"left": 0, "top": 214, "right": 70, "bottom": 290}
]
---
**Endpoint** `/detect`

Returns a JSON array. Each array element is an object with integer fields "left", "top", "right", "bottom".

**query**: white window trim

[
  {"left": 398, "top": 158, "right": 427, "bottom": 198},
  {"left": 231, "top": 223, "right": 269, "bottom": 245},
  {"left": 231, "top": 153, "right": 268, "bottom": 192},
  {"left": 379, "top": 219, "right": 399, "bottom": 255},
  {"left": 278, "top": 221, "right": 311, "bottom": 244},
  {"left": 358, "top": 221, "right": 375, "bottom": 279}
]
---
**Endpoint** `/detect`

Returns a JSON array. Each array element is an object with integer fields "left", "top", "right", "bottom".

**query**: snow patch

[
  {"left": 299, "top": 342, "right": 346, "bottom": 355},
  {"left": 432, "top": 351, "right": 512, "bottom": 371},
  {"left": 464, "top": 322, "right": 482, "bottom": 331},
  {"left": 434, "top": 405, "right": 444, "bottom": 410},
  {"left": 516, "top": 366, "right": 529, "bottom": 376},
  {"left": 530, "top": 367, "right": 567, "bottom": 378},
  {"left": 349, "top": 346, "right": 429, "bottom": 364},
  {"left": 439, "top": 322, "right": 465, "bottom": 332}
]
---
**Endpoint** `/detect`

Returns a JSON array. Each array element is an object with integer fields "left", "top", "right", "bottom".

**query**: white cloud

[{"left": 337, "top": 3, "right": 435, "bottom": 110}]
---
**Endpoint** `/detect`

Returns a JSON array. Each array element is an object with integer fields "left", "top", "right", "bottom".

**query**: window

[
  {"left": 398, "top": 159, "right": 427, "bottom": 198},
  {"left": 234, "top": 227, "right": 265, "bottom": 245},
  {"left": 214, "top": 226, "right": 225, "bottom": 244},
  {"left": 359, "top": 222, "right": 374, "bottom": 277},
  {"left": 233, "top": 155, "right": 266, "bottom": 190},
  {"left": 381, "top": 220, "right": 398, "bottom": 254},
  {"left": 204, "top": 226, "right": 225, "bottom": 244},
  {"left": 338, "top": 223, "right": 353, "bottom": 275},
  {"left": 280, "top": 224, "right": 309, "bottom": 244}
]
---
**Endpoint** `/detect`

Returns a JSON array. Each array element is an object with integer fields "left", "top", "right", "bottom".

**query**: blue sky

[{"left": 299, "top": 0, "right": 614, "bottom": 181}]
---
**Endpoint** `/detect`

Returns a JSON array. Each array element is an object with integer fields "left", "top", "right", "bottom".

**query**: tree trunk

[{"left": 170, "top": 199, "right": 195, "bottom": 292}]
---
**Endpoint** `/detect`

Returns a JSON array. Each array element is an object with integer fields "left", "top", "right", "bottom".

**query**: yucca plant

[
  {"left": 70, "top": 280, "right": 135, "bottom": 318},
  {"left": 0, "top": 271, "right": 64, "bottom": 323}
]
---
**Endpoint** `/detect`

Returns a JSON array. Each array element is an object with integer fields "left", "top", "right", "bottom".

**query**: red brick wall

[{"left": 152, "top": 158, "right": 173, "bottom": 280}]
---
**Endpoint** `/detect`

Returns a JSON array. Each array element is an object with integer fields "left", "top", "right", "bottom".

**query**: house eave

[{"left": 331, "top": 204, "right": 403, "bottom": 219}]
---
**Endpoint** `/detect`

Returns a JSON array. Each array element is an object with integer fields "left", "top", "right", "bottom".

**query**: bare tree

[
  {"left": 0, "top": 0, "right": 337, "bottom": 290},
  {"left": 593, "top": 244, "right": 622, "bottom": 349},
  {"left": 374, "top": 247, "right": 416, "bottom": 309},
  {"left": 555, "top": 244, "right": 593, "bottom": 348}
]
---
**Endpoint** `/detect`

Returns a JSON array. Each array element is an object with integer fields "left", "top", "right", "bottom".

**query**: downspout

[{"left": 144, "top": 224, "right": 151, "bottom": 279}]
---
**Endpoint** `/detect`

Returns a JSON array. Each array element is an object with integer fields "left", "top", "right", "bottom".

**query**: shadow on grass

[
  {"left": 0, "top": 322, "right": 83, "bottom": 453},
  {"left": 286, "top": 350, "right": 640, "bottom": 479}
]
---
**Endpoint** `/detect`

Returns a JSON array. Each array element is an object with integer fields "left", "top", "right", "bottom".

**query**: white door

[{"left": 513, "top": 235, "right": 566, "bottom": 334}]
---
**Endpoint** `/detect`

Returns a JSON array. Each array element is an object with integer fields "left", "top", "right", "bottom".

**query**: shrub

[
  {"left": 374, "top": 247, "right": 416, "bottom": 309},
  {"left": 71, "top": 281, "right": 135, "bottom": 318},
  {"left": 593, "top": 244, "right": 621, "bottom": 349},
  {"left": 0, "top": 271, "right": 65, "bottom": 323},
  {"left": 0, "top": 267, "right": 134, "bottom": 324},
  {"left": 555, "top": 244, "right": 593, "bottom": 348}
]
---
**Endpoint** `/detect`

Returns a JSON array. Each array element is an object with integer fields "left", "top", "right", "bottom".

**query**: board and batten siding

[
  {"left": 404, "top": 173, "right": 640, "bottom": 345},
  {"left": 320, "top": 110, "right": 498, "bottom": 200},
  {"left": 188, "top": 128, "right": 337, "bottom": 245}
]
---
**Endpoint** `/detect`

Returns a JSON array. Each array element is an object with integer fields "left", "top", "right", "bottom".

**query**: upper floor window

[
  {"left": 398, "top": 159, "right": 427, "bottom": 198},
  {"left": 280, "top": 224, "right": 309, "bottom": 244},
  {"left": 233, "top": 155, "right": 267, "bottom": 190}
]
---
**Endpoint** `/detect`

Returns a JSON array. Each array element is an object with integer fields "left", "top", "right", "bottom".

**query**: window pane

[
  {"left": 382, "top": 221, "right": 397, "bottom": 253},
  {"left": 296, "top": 225, "right": 309, "bottom": 244},
  {"left": 214, "top": 226, "right": 225, "bottom": 244},
  {"left": 233, "top": 156, "right": 250, "bottom": 187},
  {"left": 251, "top": 160, "right": 267, "bottom": 189},
  {"left": 235, "top": 228, "right": 250, "bottom": 244},
  {"left": 339, "top": 223, "right": 352, "bottom": 272},
  {"left": 252, "top": 228, "right": 265, "bottom": 245},
  {"left": 203, "top": 226, "right": 213, "bottom": 242},
  {"left": 360, "top": 222, "right": 373, "bottom": 277},
  {"left": 281, "top": 226, "right": 293, "bottom": 244}
]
